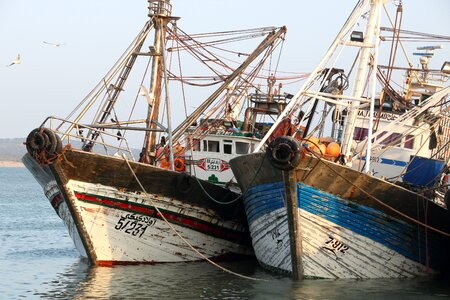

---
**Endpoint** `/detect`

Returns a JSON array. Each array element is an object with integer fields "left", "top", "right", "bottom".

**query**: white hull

[
  {"left": 63, "top": 180, "right": 251, "bottom": 264},
  {"left": 250, "top": 207, "right": 432, "bottom": 279},
  {"left": 23, "top": 152, "right": 252, "bottom": 265}
]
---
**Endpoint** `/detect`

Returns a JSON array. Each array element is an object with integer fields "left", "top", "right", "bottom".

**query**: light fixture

[{"left": 350, "top": 31, "right": 364, "bottom": 42}]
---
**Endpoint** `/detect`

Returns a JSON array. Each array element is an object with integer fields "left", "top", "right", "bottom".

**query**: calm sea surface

[{"left": 1, "top": 167, "right": 450, "bottom": 299}]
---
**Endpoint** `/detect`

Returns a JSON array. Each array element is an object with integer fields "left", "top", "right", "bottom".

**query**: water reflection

[
  {"left": 290, "top": 277, "right": 450, "bottom": 300},
  {"left": 35, "top": 258, "right": 285, "bottom": 299},
  {"left": 33, "top": 259, "right": 450, "bottom": 300}
]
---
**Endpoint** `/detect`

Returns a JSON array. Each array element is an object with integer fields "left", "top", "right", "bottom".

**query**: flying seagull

[
  {"left": 6, "top": 54, "right": 21, "bottom": 67},
  {"left": 43, "top": 41, "right": 66, "bottom": 47},
  {"left": 139, "top": 85, "right": 154, "bottom": 106}
]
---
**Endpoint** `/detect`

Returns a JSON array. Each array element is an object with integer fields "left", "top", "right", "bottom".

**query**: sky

[{"left": 1, "top": 0, "right": 449, "bottom": 141}]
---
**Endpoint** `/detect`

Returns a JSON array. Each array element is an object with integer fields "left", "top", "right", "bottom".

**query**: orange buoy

[
  {"left": 326, "top": 142, "right": 341, "bottom": 157},
  {"left": 159, "top": 158, "right": 170, "bottom": 169},
  {"left": 317, "top": 143, "right": 327, "bottom": 155},
  {"left": 306, "top": 136, "right": 319, "bottom": 152},
  {"left": 306, "top": 136, "right": 319, "bottom": 146}
]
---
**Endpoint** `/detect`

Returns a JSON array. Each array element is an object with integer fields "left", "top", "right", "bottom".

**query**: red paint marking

[
  {"left": 74, "top": 192, "right": 247, "bottom": 243},
  {"left": 50, "top": 193, "right": 62, "bottom": 208},
  {"left": 80, "top": 206, "right": 97, "bottom": 213}
]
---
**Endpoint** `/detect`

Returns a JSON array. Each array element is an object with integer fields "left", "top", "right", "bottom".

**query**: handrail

[
  {"left": 39, "top": 116, "right": 136, "bottom": 160},
  {"left": 148, "top": 0, "right": 172, "bottom": 17}
]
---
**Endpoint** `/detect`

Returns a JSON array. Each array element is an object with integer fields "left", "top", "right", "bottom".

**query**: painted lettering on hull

[{"left": 197, "top": 158, "right": 230, "bottom": 172}]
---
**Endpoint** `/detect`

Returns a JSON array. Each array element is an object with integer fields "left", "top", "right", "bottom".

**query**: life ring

[
  {"left": 176, "top": 172, "right": 193, "bottom": 194},
  {"left": 266, "top": 136, "right": 302, "bottom": 171},
  {"left": 174, "top": 157, "right": 185, "bottom": 172}
]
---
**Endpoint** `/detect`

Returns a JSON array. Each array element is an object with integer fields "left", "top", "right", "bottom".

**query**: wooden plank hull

[
  {"left": 23, "top": 150, "right": 252, "bottom": 264},
  {"left": 230, "top": 152, "right": 450, "bottom": 278}
]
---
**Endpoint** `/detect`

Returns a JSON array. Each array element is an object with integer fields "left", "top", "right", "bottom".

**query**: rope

[
  {"left": 121, "top": 154, "right": 267, "bottom": 281},
  {"left": 192, "top": 153, "right": 268, "bottom": 205},
  {"left": 304, "top": 148, "right": 450, "bottom": 237},
  {"left": 192, "top": 175, "right": 241, "bottom": 205}
]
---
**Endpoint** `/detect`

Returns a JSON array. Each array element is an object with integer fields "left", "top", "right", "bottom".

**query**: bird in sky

[
  {"left": 6, "top": 54, "right": 21, "bottom": 67},
  {"left": 43, "top": 41, "right": 66, "bottom": 47},
  {"left": 139, "top": 85, "right": 154, "bottom": 106}
]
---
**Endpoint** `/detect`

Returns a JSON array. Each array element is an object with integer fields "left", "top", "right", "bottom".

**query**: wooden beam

[{"left": 283, "top": 169, "right": 303, "bottom": 280}]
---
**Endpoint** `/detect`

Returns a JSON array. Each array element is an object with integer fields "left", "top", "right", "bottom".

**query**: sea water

[{"left": 1, "top": 167, "right": 449, "bottom": 299}]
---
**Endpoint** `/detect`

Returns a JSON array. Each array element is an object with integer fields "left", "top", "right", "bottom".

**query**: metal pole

[
  {"left": 161, "top": 25, "right": 174, "bottom": 171},
  {"left": 341, "top": 0, "right": 381, "bottom": 161},
  {"left": 365, "top": 1, "right": 381, "bottom": 173}
]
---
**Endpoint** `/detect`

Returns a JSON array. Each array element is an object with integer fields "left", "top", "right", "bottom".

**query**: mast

[
  {"left": 341, "top": 0, "right": 382, "bottom": 163},
  {"left": 254, "top": 0, "right": 371, "bottom": 152},
  {"left": 140, "top": 0, "right": 177, "bottom": 163}
]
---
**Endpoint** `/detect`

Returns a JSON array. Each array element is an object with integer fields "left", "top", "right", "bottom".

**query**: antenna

[
  {"left": 413, "top": 45, "right": 443, "bottom": 57},
  {"left": 413, "top": 45, "right": 443, "bottom": 69}
]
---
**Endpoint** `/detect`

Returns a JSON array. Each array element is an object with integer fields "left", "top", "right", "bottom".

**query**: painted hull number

[
  {"left": 323, "top": 236, "right": 349, "bottom": 257},
  {"left": 205, "top": 158, "right": 222, "bottom": 172},
  {"left": 270, "top": 228, "right": 283, "bottom": 250},
  {"left": 114, "top": 213, "right": 156, "bottom": 238}
]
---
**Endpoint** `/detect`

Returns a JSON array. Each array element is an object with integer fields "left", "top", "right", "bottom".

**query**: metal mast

[
  {"left": 341, "top": 0, "right": 382, "bottom": 162},
  {"left": 139, "top": 0, "right": 177, "bottom": 163}
]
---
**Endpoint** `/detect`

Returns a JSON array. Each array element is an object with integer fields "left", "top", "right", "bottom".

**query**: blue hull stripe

[{"left": 244, "top": 181, "right": 445, "bottom": 269}]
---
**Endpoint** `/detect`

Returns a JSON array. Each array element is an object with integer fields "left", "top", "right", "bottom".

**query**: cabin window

[
  {"left": 223, "top": 140, "right": 232, "bottom": 154},
  {"left": 236, "top": 142, "right": 250, "bottom": 154},
  {"left": 404, "top": 135, "right": 414, "bottom": 149},
  {"left": 192, "top": 139, "right": 200, "bottom": 151},
  {"left": 353, "top": 127, "right": 368, "bottom": 141},
  {"left": 379, "top": 131, "right": 401, "bottom": 146},
  {"left": 203, "top": 140, "right": 219, "bottom": 152}
]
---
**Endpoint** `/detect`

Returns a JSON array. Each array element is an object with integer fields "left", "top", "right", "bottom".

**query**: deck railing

[
  {"left": 148, "top": 0, "right": 172, "bottom": 17},
  {"left": 39, "top": 116, "right": 136, "bottom": 160}
]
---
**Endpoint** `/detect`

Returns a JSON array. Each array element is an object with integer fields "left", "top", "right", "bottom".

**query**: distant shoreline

[{"left": 0, "top": 161, "right": 24, "bottom": 168}]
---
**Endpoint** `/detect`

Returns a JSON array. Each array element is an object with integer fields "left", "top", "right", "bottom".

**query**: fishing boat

[
  {"left": 230, "top": 0, "right": 450, "bottom": 279},
  {"left": 22, "top": 0, "right": 295, "bottom": 265}
]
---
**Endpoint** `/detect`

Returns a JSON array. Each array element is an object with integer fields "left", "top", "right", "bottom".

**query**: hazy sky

[{"left": 1, "top": 0, "right": 449, "bottom": 140}]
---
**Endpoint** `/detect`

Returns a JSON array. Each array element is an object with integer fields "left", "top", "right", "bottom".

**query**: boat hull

[
  {"left": 23, "top": 149, "right": 252, "bottom": 264},
  {"left": 231, "top": 152, "right": 450, "bottom": 278}
]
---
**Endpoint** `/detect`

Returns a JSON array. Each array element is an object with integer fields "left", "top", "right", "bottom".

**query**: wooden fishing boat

[
  {"left": 22, "top": 0, "right": 295, "bottom": 265},
  {"left": 230, "top": 0, "right": 450, "bottom": 279}
]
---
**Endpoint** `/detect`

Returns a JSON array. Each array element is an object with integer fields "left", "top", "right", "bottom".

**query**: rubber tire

[
  {"left": 42, "top": 128, "right": 57, "bottom": 155},
  {"left": 26, "top": 128, "right": 46, "bottom": 152},
  {"left": 267, "top": 136, "right": 302, "bottom": 171},
  {"left": 176, "top": 173, "right": 193, "bottom": 194}
]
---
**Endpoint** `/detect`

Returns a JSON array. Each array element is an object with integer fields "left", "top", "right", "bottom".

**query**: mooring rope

[{"left": 121, "top": 154, "right": 267, "bottom": 281}]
